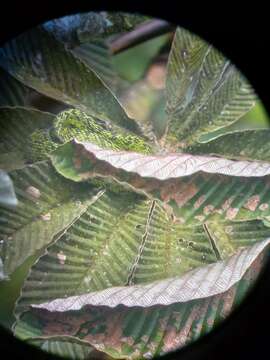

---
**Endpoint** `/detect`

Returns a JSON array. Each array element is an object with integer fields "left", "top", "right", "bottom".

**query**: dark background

[{"left": 0, "top": 1, "right": 269, "bottom": 359}]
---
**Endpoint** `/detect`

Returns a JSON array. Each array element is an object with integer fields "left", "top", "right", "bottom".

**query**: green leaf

[
  {"left": 0, "top": 170, "right": 17, "bottom": 208},
  {"left": 0, "top": 106, "right": 152, "bottom": 172},
  {"left": 51, "top": 140, "right": 270, "bottom": 223},
  {"left": 14, "top": 248, "right": 268, "bottom": 359},
  {"left": 0, "top": 107, "right": 55, "bottom": 170},
  {"left": 165, "top": 27, "right": 256, "bottom": 148},
  {"left": 198, "top": 101, "right": 270, "bottom": 143},
  {"left": 1, "top": 18, "right": 267, "bottom": 360},
  {"left": 0, "top": 161, "right": 100, "bottom": 275},
  {"left": 72, "top": 40, "right": 120, "bottom": 92},
  {"left": 28, "top": 337, "right": 104, "bottom": 360},
  {"left": 15, "top": 186, "right": 270, "bottom": 313},
  {"left": 0, "top": 67, "right": 31, "bottom": 107},
  {"left": 186, "top": 129, "right": 270, "bottom": 161},
  {"left": 30, "top": 238, "right": 270, "bottom": 309},
  {"left": 0, "top": 27, "right": 141, "bottom": 134}
]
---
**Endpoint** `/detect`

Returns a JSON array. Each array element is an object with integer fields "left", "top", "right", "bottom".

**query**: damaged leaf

[
  {"left": 30, "top": 238, "right": 270, "bottom": 309},
  {"left": 15, "top": 195, "right": 216, "bottom": 313},
  {"left": 0, "top": 161, "right": 100, "bottom": 275},
  {"left": 15, "top": 214, "right": 270, "bottom": 315},
  {"left": 0, "top": 13, "right": 268, "bottom": 360},
  {"left": 14, "top": 249, "right": 268, "bottom": 359},
  {"left": 50, "top": 140, "right": 270, "bottom": 223}
]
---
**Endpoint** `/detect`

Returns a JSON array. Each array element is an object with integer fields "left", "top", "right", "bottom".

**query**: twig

[{"left": 109, "top": 19, "right": 175, "bottom": 55}]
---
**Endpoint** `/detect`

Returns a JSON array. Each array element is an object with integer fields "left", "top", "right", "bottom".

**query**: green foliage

[
  {"left": 0, "top": 107, "right": 152, "bottom": 173},
  {"left": 29, "top": 337, "right": 97, "bottom": 360},
  {"left": 0, "top": 11, "right": 269, "bottom": 360},
  {"left": 0, "top": 67, "right": 31, "bottom": 107},
  {"left": 14, "top": 251, "right": 266, "bottom": 359},
  {"left": 0, "top": 26, "right": 140, "bottom": 134},
  {"left": 187, "top": 129, "right": 270, "bottom": 161},
  {"left": 0, "top": 107, "right": 55, "bottom": 170},
  {"left": 165, "top": 28, "right": 257, "bottom": 148},
  {"left": 199, "top": 100, "right": 270, "bottom": 142},
  {"left": 0, "top": 161, "right": 99, "bottom": 275},
  {"left": 72, "top": 40, "right": 121, "bottom": 91}
]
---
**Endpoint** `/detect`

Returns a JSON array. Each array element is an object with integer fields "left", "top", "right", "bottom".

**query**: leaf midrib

[{"left": 126, "top": 200, "right": 156, "bottom": 285}]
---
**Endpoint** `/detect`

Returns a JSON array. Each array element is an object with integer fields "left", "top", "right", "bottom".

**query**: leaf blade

[
  {"left": 0, "top": 27, "right": 141, "bottom": 134},
  {"left": 0, "top": 107, "right": 55, "bottom": 170},
  {"left": 30, "top": 238, "right": 270, "bottom": 309},
  {"left": 186, "top": 129, "right": 270, "bottom": 161},
  {"left": 28, "top": 337, "right": 103, "bottom": 360},
  {"left": 165, "top": 27, "right": 256, "bottom": 147},
  {"left": 50, "top": 140, "right": 270, "bottom": 223},
  {"left": 0, "top": 67, "right": 31, "bottom": 107},
  {"left": 0, "top": 161, "right": 99, "bottom": 275},
  {"left": 14, "top": 248, "right": 267, "bottom": 359},
  {"left": 15, "top": 204, "right": 270, "bottom": 314}
]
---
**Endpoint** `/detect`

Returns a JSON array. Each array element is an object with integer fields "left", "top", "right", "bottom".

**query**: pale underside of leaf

[
  {"left": 31, "top": 238, "right": 270, "bottom": 309},
  {"left": 51, "top": 140, "right": 270, "bottom": 223},
  {"left": 14, "top": 192, "right": 218, "bottom": 313},
  {"left": 0, "top": 107, "right": 151, "bottom": 172},
  {"left": 165, "top": 27, "right": 256, "bottom": 147},
  {"left": 74, "top": 140, "right": 270, "bottom": 178},
  {"left": 17, "top": 193, "right": 192, "bottom": 313},
  {"left": 14, "top": 250, "right": 267, "bottom": 359},
  {"left": 186, "top": 129, "right": 270, "bottom": 161},
  {"left": 0, "top": 27, "right": 141, "bottom": 134},
  {"left": 0, "top": 161, "right": 99, "bottom": 275},
  {"left": 0, "top": 20, "right": 266, "bottom": 360},
  {"left": 15, "top": 189, "right": 270, "bottom": 315}
]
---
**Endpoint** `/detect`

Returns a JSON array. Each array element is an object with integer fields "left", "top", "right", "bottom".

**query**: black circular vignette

[{"left": 0, "top": 1, "right": 269, "bottom": 359}]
